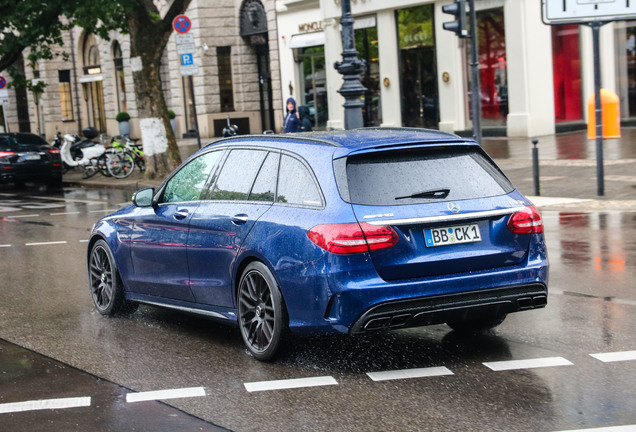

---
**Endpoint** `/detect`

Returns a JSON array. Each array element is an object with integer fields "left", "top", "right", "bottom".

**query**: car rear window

[
  {"left": 344, "top": 146, "right": 514, "bottom": 206},
  {"left": 15, "top": 134, "right": 48, "bottom": 146}
]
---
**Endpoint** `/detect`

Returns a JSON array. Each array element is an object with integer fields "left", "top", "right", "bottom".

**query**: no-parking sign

[
  {"left": 0, "top": 76, "right": 9, "bottom": 105},
  {"left": 173, "top": 15, "right": 191, "bottom": 34}
]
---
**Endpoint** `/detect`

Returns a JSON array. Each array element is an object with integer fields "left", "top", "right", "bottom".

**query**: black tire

[
  {"left": 88, "top": 239, "right": 136, "bottom": 315},
  {"left": 238, "top": 262, "right": 286, "bottom": 361},
  {"left": 107, "top": 151, "right": 135, "bottom": 179},
  {"left": 447, "top": 314, "right": 507, "bottom": 333},
  {"left": 96, "top": 152, "right": 112, "bottom": 177}
]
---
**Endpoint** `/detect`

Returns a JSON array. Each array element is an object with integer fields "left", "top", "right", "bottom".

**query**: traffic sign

[
  {"left": 173, "top": 15, "right": 191, "bottom": 34},
  {"left": 542, "top": 0, "right": 636, "bottom": 24},
  {"left": 181, "top": 53, "right": 194, "bottom": 66},
  {"left": 175, "top": 34, "right": 196, "bottom": 55},
  {"left": 0, "top": 76, "right": 6, "bottom": 90},
  {"left": 179, "top": 65, "right": 199, "bottom": 76}
]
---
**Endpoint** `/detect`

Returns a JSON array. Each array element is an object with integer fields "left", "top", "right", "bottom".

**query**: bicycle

[{"left": 103, "top": 136, "right": 145, "bottom": 179}]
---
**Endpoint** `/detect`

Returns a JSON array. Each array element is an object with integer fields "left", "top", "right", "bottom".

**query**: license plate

[
  {"left": 425, "top": 224, "right": 482, "bottom": 247},
  {"left": 25, "top": 153, "right": 41, "bottom": 161}
]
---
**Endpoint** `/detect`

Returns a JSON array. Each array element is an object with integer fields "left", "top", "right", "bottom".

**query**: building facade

[
  {"left": 2, "top": 0, "right": 636, "bottom": 140},
  {"left": 276, "top": 0, "right": 636, "bottom": 138},
  {"left": 1, "top": 0, "right": 283, "bottom": 141}
]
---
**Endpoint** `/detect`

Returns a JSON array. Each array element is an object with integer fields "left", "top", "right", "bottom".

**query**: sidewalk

[{"left": 62, "top": 130, "right": 636, "bottom": 211}]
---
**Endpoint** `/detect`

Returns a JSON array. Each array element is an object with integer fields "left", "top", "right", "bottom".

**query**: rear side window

[
  {"left": 345, "top": 146, "right": 514, "bottom": 206},
  {"left": 277, "top": 155, "right": 322, "bottom": 207}
]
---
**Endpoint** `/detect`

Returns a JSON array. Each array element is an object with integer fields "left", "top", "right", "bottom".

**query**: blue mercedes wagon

[{"left": 87, "top": 128, "right": 548, "bottom": 361}]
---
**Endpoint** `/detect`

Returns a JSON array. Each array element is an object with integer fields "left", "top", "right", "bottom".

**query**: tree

[
  {"left": 125, "top": 0, "right": 192, "bottom": 178},
  {"left": 0, "top": 0, "right": 190, "bottom": 178}
]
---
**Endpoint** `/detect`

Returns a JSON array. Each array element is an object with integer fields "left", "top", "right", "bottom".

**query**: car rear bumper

[
  {"left": 349, "top": 283, "right": 547, "bottom": 334},
  {"left": 0, "top": 169, "right": 62, "bottom": 184}
]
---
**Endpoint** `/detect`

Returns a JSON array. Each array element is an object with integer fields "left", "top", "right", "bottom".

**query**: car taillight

[
  {"left": 48, "top": 148, "right": 61, "bottom": 155},
  {"left": 0, "top": 151, "right": 15, "bottom": 158},
  {"left": 507, "top": 205, "right": 544, "bottom": 234},
  {"left": 307, "top": 222, "right": 399, "bottom": 255}
]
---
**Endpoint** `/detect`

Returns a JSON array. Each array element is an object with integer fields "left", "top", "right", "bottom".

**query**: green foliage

[
  {"left": 167, "top": 109, "right": 176, "bottom": 119},
  {"left": 116, "top": 111, "right": 131, "bottom": 122}
]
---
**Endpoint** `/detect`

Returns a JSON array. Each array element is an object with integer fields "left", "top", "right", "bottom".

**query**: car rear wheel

[
  {"left": 447, "top": 314, "right": 507, "bottom": 333},
  {"left": 238, "top": 262, "right": 286, "bottom": 361},
  {"left": 89, "top": 239, "right": 136, "bottom": 315}
]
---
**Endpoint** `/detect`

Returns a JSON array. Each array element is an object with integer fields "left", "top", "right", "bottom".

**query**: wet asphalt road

[{"left": 0, "top": 184, "right": 635, "bottom": 432}]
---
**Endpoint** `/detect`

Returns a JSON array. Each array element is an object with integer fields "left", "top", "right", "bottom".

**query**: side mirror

[{"left": 132, "top": 187, "right": 155, "bottom": 207}]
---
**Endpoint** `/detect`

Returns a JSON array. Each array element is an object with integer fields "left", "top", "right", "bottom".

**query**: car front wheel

[
  {"left": 88, "top": 239, "right": 135, "bottom": 315},
  {"left": 238, "top": 262, "right": 286, "bottom": 361}
]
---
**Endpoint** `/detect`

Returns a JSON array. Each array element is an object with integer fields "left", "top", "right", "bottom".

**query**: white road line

[
  {"left": 126, "top": 387, "right": 206, "bottom": 403},
  {"left": 554, "top": 425, "right": 636, "bottom": 432},
  {"left": 244, "top": 376, "right": 338, "bottom": 393},
  {"left": 590, "top": 351, "right": 636, "bottom": 363},
  {"left": 89, "top": 209, "right": 118, "bottom": 213},
  {"left": 27, "top": 195, "right": 106, "bottom": 205},
  {"left": 79, "top": 239, "right": 89, "bottom": 243},
  {"left": 0, "top": 244, "right": 11, "bottom": 248},
  {"left": 4, "top": 214, "right": 40, "bottom": 218},
  {"left": 483, "top": 357, "right": 573, "bottom": 371},
  {"left": 367, "top": 366, "right": 454, "bottom": 382},
  {"left": 50, "top": 211, "right": 81, "bottom": 216},
  {"left": 25, "top": 241, "right": 68, "bottom": 246},
  {"left": 0, "top": 396, "right": 91, "bottom": 414}
]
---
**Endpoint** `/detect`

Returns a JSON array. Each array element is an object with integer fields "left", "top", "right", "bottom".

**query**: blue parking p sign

[{"left": 181, "top": 53, "right": 194, "bottom": 66}]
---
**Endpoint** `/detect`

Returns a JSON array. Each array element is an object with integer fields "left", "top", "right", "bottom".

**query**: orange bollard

[{"left": 587, "top": 89, "right": 621, "bottom": 139}]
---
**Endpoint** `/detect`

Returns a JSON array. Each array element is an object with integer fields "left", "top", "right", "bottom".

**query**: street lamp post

[{"left": 334, "top": 0, "right": 366, "bottom": 130}]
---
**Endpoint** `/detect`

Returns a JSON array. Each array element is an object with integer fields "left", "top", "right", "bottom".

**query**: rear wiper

[{"left": 395, "top": 188, "right": 450, "bottom": 200}]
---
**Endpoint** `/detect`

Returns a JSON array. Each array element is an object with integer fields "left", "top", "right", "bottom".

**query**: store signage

[
  {"left": 542, "top": 0, "right": 636, "bottom": 24},
  {"left": 298, "top": 21, "right": 323, "bottom": 33}
]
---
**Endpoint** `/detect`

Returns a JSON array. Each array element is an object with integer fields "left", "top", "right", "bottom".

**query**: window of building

[
  {"left": 355, "top": 17, "right": 382, "bottom": 127},
  {"left": 217, "top": 46, "right": 235, "bottom": 112},
  {"left": 397, "top": 4, "right": 439, "bottom": 128},
  {"left": 474, "top": 7, "right": 508, "bottom": 126},
  {"left": 297, "top": 45, "right": 328, "bottom": 129},
  {"left": 58, "top": 70, "right": 74, "bottom": 121},
  {"left": 615, "top": 22, "right": 636, "bottom": 118},
  {"left": 552, "top": 25, "right": 582, "bottom": 122}
]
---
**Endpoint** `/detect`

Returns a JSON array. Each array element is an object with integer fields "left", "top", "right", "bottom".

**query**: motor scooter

[
  {"left": 51, "top": 131, "right": 63, "bottom": 149},
  {"left": 60, "top": 127, "right": 107, "bottom": 178}
]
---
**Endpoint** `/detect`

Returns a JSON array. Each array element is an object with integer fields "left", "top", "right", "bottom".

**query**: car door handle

[
  {"left": 231, "top": 214, "right": 249, "bottom": 225},
  {"left": 174, "top": 209, "right": 189, "bottom": 220}
]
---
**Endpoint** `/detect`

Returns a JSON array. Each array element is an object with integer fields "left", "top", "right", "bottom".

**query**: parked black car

[{"left": 0, "top": 133, "right": 63, "bottom": 187}]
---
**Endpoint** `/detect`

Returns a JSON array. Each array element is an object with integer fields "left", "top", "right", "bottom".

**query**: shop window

[
  {"left": 58, "top": 70, "right": 74, "bottom": 121},
  {"left": 552, "top": 25, "right": 582, "bottom": 122},
  {"left": 397, "top": 4, "right": 439, "bottom": 128},
  {"left": 475, "top": 7, "right": 507, "bottom": 126},
  {"left": 298, "top": 46, "right": 328, "bottom": 129},
  {"left": 355, "top": 21, "right": 382, "bottom": 127},
  {"left": 616, "top": 23, "right": 636, "bottom": 118},
  {"left": 217, "top": 46, "right": 235, "bottom": 112}
]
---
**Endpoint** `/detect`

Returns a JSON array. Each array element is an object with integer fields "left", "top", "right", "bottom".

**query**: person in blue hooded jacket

[{"left": 283, "top": 97, "right": 300, "bottom": 133}]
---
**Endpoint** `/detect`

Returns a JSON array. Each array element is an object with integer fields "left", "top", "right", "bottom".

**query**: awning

[
  {"left": 289, "top": 32, "right": 325, "bottom": 49},
  {"left": 79, "top": 74, "right": 103, "bottom": 83}
]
